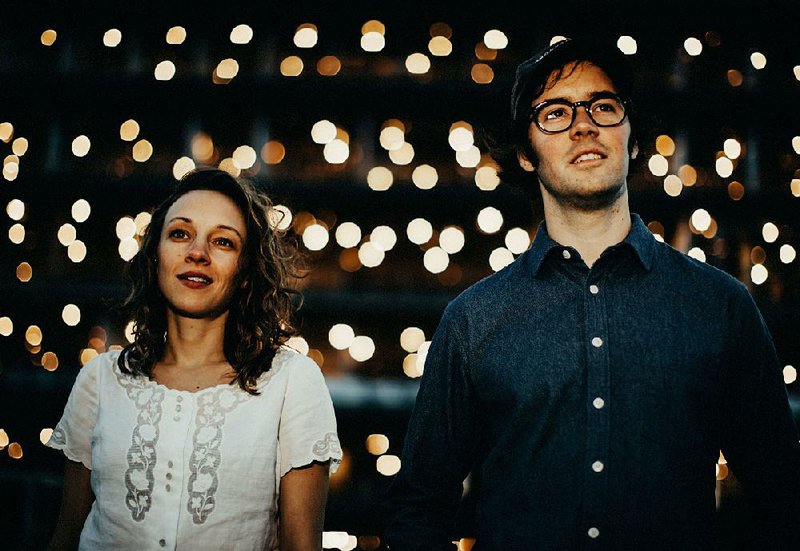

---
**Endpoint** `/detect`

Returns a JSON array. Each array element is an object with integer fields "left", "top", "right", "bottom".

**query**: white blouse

[{"left": 47, "top": 348, "right": 342, "bottom": 551}]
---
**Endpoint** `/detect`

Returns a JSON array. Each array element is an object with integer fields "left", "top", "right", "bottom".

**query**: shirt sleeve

[
  {"left": 278, "top": 354, "right": 342, "bottom": 478},
  {"left": 45, "top": 355, "right": 102, "bottom": 469},
  {"left": 385, "top": 305, "right": 478, "bottom": 551},
  {"left": 721, "top": 283, "right": 800, "bottom": 548}
]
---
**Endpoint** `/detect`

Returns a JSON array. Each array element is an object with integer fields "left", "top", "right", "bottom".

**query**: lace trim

[
  {"left": 50, "top": 426, "right": 67, "bottom": 446},
  {"left": 186, "top": 387, "right": 249, "bottom": 524},
  {"left": 113, "top": 368, "right": 166, "bottom": 522}
]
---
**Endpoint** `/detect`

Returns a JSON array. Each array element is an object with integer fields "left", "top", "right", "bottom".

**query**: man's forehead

[{"left": 536, "top": 61, "right": 618, "bottom": 100}]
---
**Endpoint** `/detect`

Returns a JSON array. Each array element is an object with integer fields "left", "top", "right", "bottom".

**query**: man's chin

[{"left": 540, "top": 178, "right": 627, "bottom": 212}]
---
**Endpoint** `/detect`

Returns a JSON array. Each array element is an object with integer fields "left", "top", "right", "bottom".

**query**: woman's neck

[{"left": 160, "top": 309, "right": 229, "bottom": 369}]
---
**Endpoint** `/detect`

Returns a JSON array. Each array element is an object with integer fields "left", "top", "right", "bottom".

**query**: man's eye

[
  {"left": 593, "top": 100, "right": 619, "bottom": 113},
  {"left": 544, "top": 107, "right": 569, "bottom": 120}
]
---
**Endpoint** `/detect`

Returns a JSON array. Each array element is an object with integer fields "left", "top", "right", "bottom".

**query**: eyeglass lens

[{"left": 536, "top": 97, "right": 625, "bottom": 133}]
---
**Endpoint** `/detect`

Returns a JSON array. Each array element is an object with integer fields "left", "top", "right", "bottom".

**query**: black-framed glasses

[{"left": 529, "top": 92, "right": 628, "bottom": 134}]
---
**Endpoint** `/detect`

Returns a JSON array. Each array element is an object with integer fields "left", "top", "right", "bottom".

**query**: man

[{"left": 385, "top": 37, "right": 800, "bottom": 550}]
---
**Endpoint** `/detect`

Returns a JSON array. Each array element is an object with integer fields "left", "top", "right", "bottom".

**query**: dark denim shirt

[{"left": 386, "top": 214, "right": 800, "bottom": 551}]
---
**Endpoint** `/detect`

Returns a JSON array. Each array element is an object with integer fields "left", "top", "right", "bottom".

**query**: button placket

[{"left": 583, "top": 268, "right": 610, "bottom": 543}]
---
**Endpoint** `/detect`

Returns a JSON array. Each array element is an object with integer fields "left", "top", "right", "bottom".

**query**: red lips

[{"left": 176, "top": 271, "right": 213, "bottom": 288}]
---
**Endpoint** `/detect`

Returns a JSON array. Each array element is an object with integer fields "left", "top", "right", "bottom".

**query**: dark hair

[
  {"left": 491, "top": 40, "right": 642, "bottom": 187},
  {"left": 118, "top": 168, "right": 302, "bottom": 394}
]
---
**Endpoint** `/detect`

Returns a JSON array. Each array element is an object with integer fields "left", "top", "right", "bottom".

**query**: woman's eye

[
  {"left": 214, "top": 237, "right": 235, "bottom": 248},
  {"left": 169, "top": 229, "right": 188, "bottom": 239}
]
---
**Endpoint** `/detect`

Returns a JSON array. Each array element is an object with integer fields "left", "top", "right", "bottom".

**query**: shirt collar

[{"left": 524, "top": 213, "right": 655, "bottom": 277}]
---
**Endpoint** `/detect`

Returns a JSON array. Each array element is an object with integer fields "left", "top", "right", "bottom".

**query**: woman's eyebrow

[{"left": 167, "top": 218, "right": 243, "bottom": 240}]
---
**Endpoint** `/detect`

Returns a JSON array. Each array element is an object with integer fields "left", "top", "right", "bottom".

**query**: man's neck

[{"left": 541, "top": 189, "right": 632, "bottom": 269}]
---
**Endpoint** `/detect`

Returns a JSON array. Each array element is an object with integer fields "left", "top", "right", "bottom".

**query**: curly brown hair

[{"left": 118, "top": 168, "right": 302, "bottom": 394}]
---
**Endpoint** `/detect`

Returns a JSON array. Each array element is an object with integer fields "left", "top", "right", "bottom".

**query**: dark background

[{"left": 1, "top": 2, "right": 799, "bottom": 549}]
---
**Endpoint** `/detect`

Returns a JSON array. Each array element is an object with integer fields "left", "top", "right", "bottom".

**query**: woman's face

[{"left": 156, "top": 190, "right": 248, "bottom": 319}]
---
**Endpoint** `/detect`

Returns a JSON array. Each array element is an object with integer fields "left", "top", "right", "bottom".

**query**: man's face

[{"left": 520, "top": 62, "right": 633, "bottom": 211}]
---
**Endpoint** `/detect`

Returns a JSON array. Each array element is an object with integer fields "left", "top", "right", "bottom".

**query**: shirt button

[
  {"left": 589, "top": 284, "right": 599, "bottom": 294},
  {"left": 176, "top": 405, "right": 182, "bottom": 412},
  {"left": 592, "top": 461, "right": 605, "bottom": 473},
  {"left": 168, "top": 460, "right": 174, "bottom": 468},
  {"left": 176, "top": 395, "right": 183, "bottom": 403},
  {"left": 166, "top": 484, "right": 171, "bottom": 492},
  {"left": 588, "top": 527, "right": 600, "bottom": 539},
  {"left": 166, "top": 472, "right": 173, "bottom": 480},
  {"left": 593, "top": 397, "right": 605, "bottom": 409},
  {"left": 173, "top": 416, "right": 181, "bottom": 422},
  {"left": 562, "top": 249, "right": 571, "bottom": 260},
  {"left": 591, "top": 337, "right": 603, "bottom": 348},
  {"left": 159, "top": 539, "right": 166, "bottom": 547}
]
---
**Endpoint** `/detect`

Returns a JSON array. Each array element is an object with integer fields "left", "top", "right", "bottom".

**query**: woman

[{"left": 47, "top": 169, "right": 341, "bottom": 550}]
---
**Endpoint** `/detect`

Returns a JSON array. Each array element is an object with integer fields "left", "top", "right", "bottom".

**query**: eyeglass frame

[{"left": 527, "top": 92, "right": 630, "bottom": 134}]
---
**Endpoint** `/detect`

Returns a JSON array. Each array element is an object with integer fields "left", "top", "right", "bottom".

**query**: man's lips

[{"left": 570, "top": 149, "right": 607, "bottom": 164}]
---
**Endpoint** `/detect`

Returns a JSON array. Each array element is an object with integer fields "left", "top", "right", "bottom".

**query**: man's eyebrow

[
  {"left": 536, "top": 90, "right": 618, "bottom": 104},
  {"left": 167, "top": 217, "right": 244, "bottom": 240}
]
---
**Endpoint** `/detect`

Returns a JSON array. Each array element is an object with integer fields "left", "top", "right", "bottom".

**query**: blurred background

[{"left": 1, "top": 2, "right": 799, "bottom": 550}]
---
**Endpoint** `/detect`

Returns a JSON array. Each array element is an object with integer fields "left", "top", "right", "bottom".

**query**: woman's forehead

[{"left": 165, "top": 190, "right": 246, "bottom": 231}]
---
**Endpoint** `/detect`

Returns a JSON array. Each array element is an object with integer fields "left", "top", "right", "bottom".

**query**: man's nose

[{"left": 570, "top": 106, "right": 599, "bottom": 137}]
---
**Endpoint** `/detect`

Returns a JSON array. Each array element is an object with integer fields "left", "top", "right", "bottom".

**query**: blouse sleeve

[
  {"left": 278, "top": 354, "right": 342, "bottom": 478},
  {"left": 46, "top": 355, "right": 102, "bottom": 469}
]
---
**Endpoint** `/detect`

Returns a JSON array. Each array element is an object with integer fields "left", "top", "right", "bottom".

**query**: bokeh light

[
  {"left": 505, "top": 228, "right": 531, "bottom": 254},
  {"left": 617, "top": 35, "right": 637, "bottom": 55},
  {"left": 439, "top": 226, "right": 465, "bottom": 254},
  {"left": 329, "top": 324, "right": 355, "bottom": 350},
  {"left": 312, "top": 120, "right": 337, "bottom": 144},
  {"left": 407, "top": 218, "right": 433, "bottom": 245},
  {"left": 489, "top": 247, "right": 515, "bottom": 272},
  {"left": 166, "top": 26, "right": 187, "bottom": 45},
  {"left": 405, "top": 53, "right": 431, "bottom": 74},
  {"left": 6, "top": 199, "right": 25, "bottom": 221},
  {"left": 371, "top": 226, "right": 397, "bottom": 252},
  {"left": 358, "top": 242, "right": 385, "bottom": 268},
  {"left": 366, "top": 434, "right": 390, "bottom": 455},
  {"left": 303, "top": 224, "right": 330, "bottom": 251},
  {"left": 294, "top": 24, "right": 318, "bottom": 48},
  {"left": 62, "top": 304, "right": 81, "bottom": 326},
  {"left": 400, "top": 327, "right": 425, "bottom": 353},
  {"left": 367, "top": 167, "right": 393, "bottom": 191},
  {"left": 72, "top": 135, "right": 91, "bottom": 157},
  {"left": 376, "top": 455, "right": 401, "bottom": 476},
  {"left": 154, "top": 60, "right": 176, "bottom": 80},
  {"left": 230, "top": 24, "right": 254, "bottom": 44},
  {"left": 412, "top": 164, "right": 438, "bottom": 189},
  {"left": 475, "top": 166, "right": 500, "bottom": 191},
  {"left": 349, "top": 335, "right": 375, "bottom": 362},
  {"left": 684, "top": 37, "right": 703, "bottom": 56},
  {"left": 103, "top": 29, "right": 122, "bottom": 47},
  {"left": 483, "top": 30, "right": 508, "bottom": 49},
  {"left": 477, "top": 207, "right": 503, "bottom": 234},
  {"left": 58, "top": 223, "right": 77, "bottom": 246},
  {"left": 335, "top": 222, "right": 362, "bottom": 248},
  {"left": 423, "top": 247, "right": 449, "bottom": 274}
]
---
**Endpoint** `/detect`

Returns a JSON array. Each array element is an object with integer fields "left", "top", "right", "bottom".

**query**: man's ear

[
  {"left": 631, "top": 142, "right": 639, "bottom": 160},
  {"left": 518, "top": 152, "right": 536, "bottom": 173}
]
